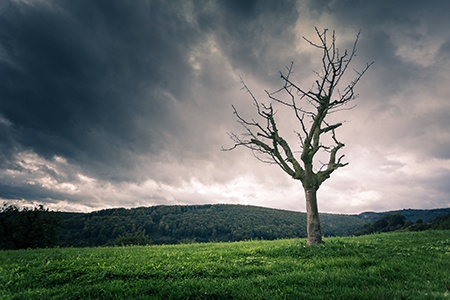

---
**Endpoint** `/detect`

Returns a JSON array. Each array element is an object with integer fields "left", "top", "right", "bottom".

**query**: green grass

[{"left": 1, "top": 231, "right": 449, "bottom": 299}]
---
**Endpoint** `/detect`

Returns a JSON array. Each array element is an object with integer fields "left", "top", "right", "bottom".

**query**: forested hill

[
  {"left": 1, "top": 204, "right": 449, "bottom": 249},
  {"left": 53, "top": 205, "right": 450, "bottom": 247},
  {"left": 56, "top": 204, "right": 368, "bottom": 247}
]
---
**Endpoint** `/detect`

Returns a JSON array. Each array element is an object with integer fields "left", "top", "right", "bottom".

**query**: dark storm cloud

[
  {"left": 0, "top": 115, "right": 18, "bottom": 167},
  {"left": 307, "top": 0, "right": 450, "bottom": 95},
  {"left": 212, "top": 0, "right": 299, "bottom": 79},
  {"left": 0, "top": 0, "right": 203, "bottom": 181},
  {"left": 0, "top": 0, "right": 301, "bottom": 183},
  {"left": 0, "top": 180, "right": 65, "bottom": 204}
]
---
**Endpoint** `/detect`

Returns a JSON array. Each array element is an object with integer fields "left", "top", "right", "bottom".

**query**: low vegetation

[{"left": 1, "top": 230, "right": 449, "bottom": 299}]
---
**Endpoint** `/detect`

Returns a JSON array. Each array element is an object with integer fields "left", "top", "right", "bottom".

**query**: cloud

[
  {"left": 0, "top": 0, "right": 201, "bottom": 180},
  {"left": 0, "top": 0, "right": 449, "bottom": 213}
]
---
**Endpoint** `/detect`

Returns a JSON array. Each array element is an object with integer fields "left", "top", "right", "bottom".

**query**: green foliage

[
  {"left": 0, "top": 203, "right": 60, "bottom": 249},
  {"left": 1, "top": 231, "right": 449, "bottom": 299},
  {"left": 7, "top": 205, "right": 366, "bottom": 248},
  {"left": 354, "top": 212, "right": 450, "bottom": 236},
  {"left": 52, "top": 204, "right": 370, "bottom": 248},
  {"left": 3, "top": 203, "right": 449, "bottom": 249},
  {"left": 430, "top": 214, "right": 450, "bottom": 230},
  {"left": 1, "top": 204, "right": 308, "bottom": 249},
  {"left": 112, "top": 230, "right": 151, "bottom": 246},
  {"left": 353, "top": 213, "right": 406, "bottom": 236}
]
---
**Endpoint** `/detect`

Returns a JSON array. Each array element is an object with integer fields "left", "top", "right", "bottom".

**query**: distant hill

[
  {"left": 2, "top": 203, "right": 449, "bottom": 249},
  {"left": 353, "top": 209, "right": 450, "bottom": 236},
  {"left": 358, "top": 208, "right": 450, "bottom": 223}
]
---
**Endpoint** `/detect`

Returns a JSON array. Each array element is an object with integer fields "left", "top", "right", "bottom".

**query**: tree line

[
  {"left": 353, "top": 213, "right": 450, "bottom": 236},
  {"left": 0, "top": 203, "right": 59, "bottom": 249},
  {"left": 1, "top": 202, "right": 449, "bottom": 250}
]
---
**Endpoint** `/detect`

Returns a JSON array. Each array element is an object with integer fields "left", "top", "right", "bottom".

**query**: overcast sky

[{"left": 1, "top": 0, "right": 449, "bottom": 214}]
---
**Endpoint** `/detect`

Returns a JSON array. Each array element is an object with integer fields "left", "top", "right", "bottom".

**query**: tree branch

[{"left": 224, "top": 27, "right": 371, "bottom": 189}]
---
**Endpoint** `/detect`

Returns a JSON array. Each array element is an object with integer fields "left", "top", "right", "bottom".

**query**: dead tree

[{"left": 224, "top": 28, "right": 372, "bottom": 245}]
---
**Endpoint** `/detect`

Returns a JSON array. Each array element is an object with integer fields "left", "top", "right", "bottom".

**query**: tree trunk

[{"left": 304, "top": 187, "right": 323, "bottom": 245}]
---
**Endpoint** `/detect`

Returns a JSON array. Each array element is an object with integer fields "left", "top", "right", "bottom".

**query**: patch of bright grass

[{"left": 1, "top": 230, "right": 449, "bottom": 299}]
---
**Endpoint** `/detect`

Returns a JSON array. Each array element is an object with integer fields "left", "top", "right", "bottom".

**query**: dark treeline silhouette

[
  {"left": 0, "top": 203, "right": 59, "bottom": 249},
  {"left": 1, "top": 203, "right": 449, "bottom": 249}
]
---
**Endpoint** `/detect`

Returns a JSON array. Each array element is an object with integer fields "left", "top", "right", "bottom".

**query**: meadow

[{"left": 1, "top": 230, "right": 449, "bottom": 299}]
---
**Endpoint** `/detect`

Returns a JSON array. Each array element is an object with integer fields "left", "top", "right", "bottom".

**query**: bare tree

[{"left": 224, "top": 28, "right": 372, "bottom": 245}]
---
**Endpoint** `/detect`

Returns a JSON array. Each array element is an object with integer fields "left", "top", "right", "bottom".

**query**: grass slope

[{"left": 1, "top": 231, "right": 449, "bottom": 299}]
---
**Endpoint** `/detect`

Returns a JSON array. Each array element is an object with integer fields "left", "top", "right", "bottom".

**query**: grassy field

[{"left": 1, "top": 230, "right": 449, "bottom": 299}]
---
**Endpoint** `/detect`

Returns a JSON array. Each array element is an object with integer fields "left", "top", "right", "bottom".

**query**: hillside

[
  {"left": 2, "top": 203, "right": 449, "bottom": 249},
  {"left": 1, "top": 231, "right": 449, "bottom": 299},
  {"left": 56, "top": 204, "right": 369, "bottom": 247},
  {"left": 51, "top": 205, "right": 450, "bottom": 247}
]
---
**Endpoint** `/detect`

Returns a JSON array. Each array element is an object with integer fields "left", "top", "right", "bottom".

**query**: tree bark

[{"left": 304, "top": 187, "right": 322, "bottom": 245}]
